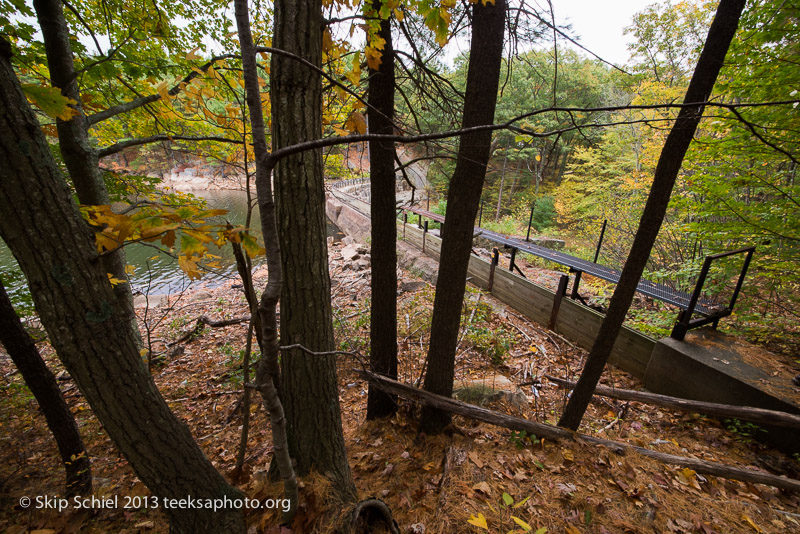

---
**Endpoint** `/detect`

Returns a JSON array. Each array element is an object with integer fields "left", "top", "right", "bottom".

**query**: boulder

[
  {"left": 453, "top": 375, "right": 528, "bottom": 408},
  {"left": 341, "top": 244, "right": 361, "bottom": 261}
]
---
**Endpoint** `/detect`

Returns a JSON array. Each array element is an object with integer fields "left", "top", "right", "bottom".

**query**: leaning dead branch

[
  {"left": 357, "top": 370, "right": 800, "bottom": 493},
  {"left": 545, "top": 375, "right": 800, "bottom": 429}
]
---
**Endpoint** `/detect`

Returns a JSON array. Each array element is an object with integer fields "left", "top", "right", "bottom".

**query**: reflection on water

[{"left": 0, "top": 189, "right": 344, "bottom": 298}]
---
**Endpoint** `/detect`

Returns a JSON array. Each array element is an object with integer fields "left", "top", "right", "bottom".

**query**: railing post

[
  {"left": 593, "top": 219, "right": 607, "bottom": 264},
  {"left": 727, "top": 247, "right": 755, "bottom": 312},
  {"left": 671, "top": 254, "right": 713, "bottom": 340},
  {"left": 422, "top": 220, "right": 428, "bottom": 253},
  {"left": 508, "top": 247, "right": 517, "bottom": 272},
  {"left": 526, "top": 201, "right": 536, "bottom": 242},
  {"left": 570, "top": 270, "right": 583, "bottom": 300},
  {"left": 488, "top": 248, "right": 499, "bottom": 291},
  {"left": 549, "top": 274, "right": 569, "bottom": 330}
]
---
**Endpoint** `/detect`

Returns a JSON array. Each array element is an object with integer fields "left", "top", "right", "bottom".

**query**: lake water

[{"left": 0, "top": 189, "right": 344, "bottom": 299}]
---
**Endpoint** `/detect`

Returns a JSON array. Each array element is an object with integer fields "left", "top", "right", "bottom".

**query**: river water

[{"left": 0, "top": 189, "right": 343, "bottom": 299}]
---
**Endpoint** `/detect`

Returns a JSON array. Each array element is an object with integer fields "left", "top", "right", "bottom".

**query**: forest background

[{"left": 0, "top": 0, "right": 798, "bottom": 532}]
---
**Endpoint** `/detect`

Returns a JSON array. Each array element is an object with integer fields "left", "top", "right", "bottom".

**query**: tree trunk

[
  {"left": 558, "top": 0, "right": 747, "bottom": 431},
  {"left": 32, "top": 0, "right": 139, "bottom": 345},
  {"left": 366, "top": 1, "right": 399, "bottom": 420},
  {"left": 420, "top": 0, "right": 507, "bottom": 434},
  {"left": 0, "top": 39, "right": 244, "bottom": 534},
  {"left": 270, "top": 0, "right": 356, "bottom": 499},
  {"left": 495, "top": 151, "right": 508, "bottom": 222},
  {"left": 234, "top": 0, "right": 297, "bottom": 519},
  {"left": 0, "top": 280, "right": 91, "bottom": 497}
]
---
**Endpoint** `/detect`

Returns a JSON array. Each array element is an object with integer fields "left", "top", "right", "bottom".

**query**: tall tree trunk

[
  {"left": 366, "top": 1, "right": 399, "bottom": 420},
  {"left": 558, "top": 0, "right": 746, "bottom": 430},
  {"left": 420, "top": 0, "right": 507, "bottom": 434},
  {"left": 233, "top": 0, "right": 297, "bottom": 519},
  {"left": 271, "top": 0, "right": 356, "bottom": 499},
  {"left": 0, "top": 280, "right": 91, "bottom": 498},
  {"left": 32, "top": 0, "right": 139, "bottom": 345},
  {"left": 0, "top": 39, "right": 244, "bottom": 534}
]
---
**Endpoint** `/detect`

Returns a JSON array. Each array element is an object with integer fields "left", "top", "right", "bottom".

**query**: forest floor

[{"left": 1, "top": 239, "right": 799, "bottom": 534}]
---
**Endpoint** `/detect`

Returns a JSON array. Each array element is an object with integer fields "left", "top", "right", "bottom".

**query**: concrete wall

[
  {"left": 325, "top": 193, "right": 371, "bottom": 242},
  {"left": 399, "top": 221, "right": 656, "bottom": 378}
]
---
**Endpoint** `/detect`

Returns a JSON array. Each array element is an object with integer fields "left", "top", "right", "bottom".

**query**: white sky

[{"left": 551, "top": 0, "right": 656, "bottom": 66}]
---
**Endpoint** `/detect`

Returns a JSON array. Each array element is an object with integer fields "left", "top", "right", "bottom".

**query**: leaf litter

[{"left": 0, "top": 239, "right": 798, "bottom": 533}]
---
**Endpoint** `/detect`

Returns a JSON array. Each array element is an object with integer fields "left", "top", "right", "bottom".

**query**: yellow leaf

[
  {"left": 107, "top": 273, "right": 126, "bottom": 286},
  {"left": 742, "top": 514, "right": 763, "bottom": 533},
  {"left": 511, "top": 515, "right": 532, "bottom": 531},
  {"left": 178, "top": 255, "right": 203, "bottom": 280},
  {"left": 561, "top": 449, "right": 574, "bottom": 462},
  {"left": 467, "top": 513, "right": 488, "bottom": 530},
  {"left": 564, "top": 525, "right": 581, "bottom": 534},
  {"left": 534, "top": 529, "right": 548, "bottom": 534},
  {"left": 366, "top": 46, "right": 383, "bottom": 70},
  {"left": 186, "top": 46, "right": 202, "bottom": 60},
  {"left": 157, "top": 81, "right": 170, "bottom": 101},
  {"left": 95, "top": 232, "right": 120, "bottom": 252},
  {"left": 394, "top": 8, "right": 404, "bottom": 21},
  {"left": 140, "top": 224, "right": 179, "bottom": 240},
  {"left": 345, "top": 111, "right": 367, "bottom": 134},
  {"left": 21, "top": 84, "right": 78, "bottom": 120},
  {"left": 139, "top": 348, "right": 149, "bottom": 357},
  {"left": 322, "top": 28, "right": 333, "bottom": 53}
]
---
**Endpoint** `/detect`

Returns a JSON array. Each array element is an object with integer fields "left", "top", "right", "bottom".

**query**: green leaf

[
  {"left": 21, "top": 84, "right": 78, "bottom": 120},
  {"left": 502, "top": 492, "right": 513, "bottom": 506}
]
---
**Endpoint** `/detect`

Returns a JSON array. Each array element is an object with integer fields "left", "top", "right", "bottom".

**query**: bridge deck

[{"left": 405, "top": 207, "right": 719, "bottom": 316}]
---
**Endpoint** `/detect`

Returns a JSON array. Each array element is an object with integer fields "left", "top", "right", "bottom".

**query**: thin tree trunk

[
  {"left": 32, "top": 0, "right": 139, "bottom": 345},
  {"left": 270, "top": 0, "right": 356, "bottom": 500},
  {"left": 367, "top": 1, "right": 399, "bottom": 420},
  {"left": 420, "top": 0, "right": 507, "bottom": 434},
  {"left": 558, "top": 0, "right": 747, "bottom": 430},
  {"left": 495, "top": 151, "right": 508, "bottom": 222},
  {"left": 233, "top": 0, "right": 298, "bottom": 520},
  {"left": 0, "top": 39, "right": 244, "bottom": 534},
  {"left": 0, "top": 280, "right": 91, "bottom": 497}
]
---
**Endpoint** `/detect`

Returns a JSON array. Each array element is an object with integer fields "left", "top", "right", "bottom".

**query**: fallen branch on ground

[
  {"left": 167, "top": 315, "right": 250, "bottom": 347},
  {"left": 356, "top": 370, "right": 800, "bottom": 492},
  {"left": 544, "top": 375, "right": 800, "bottom": 429}
]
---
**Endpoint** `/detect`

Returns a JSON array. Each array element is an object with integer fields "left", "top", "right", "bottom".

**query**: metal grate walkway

[{"left": 405, "top": 207, "right": 721, "bottom": 316}]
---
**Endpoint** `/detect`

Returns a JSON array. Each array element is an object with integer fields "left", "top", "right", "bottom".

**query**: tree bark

[
  {"left": 366, "top": 1, "right": 399, "bottom": 420},
  {"left": 32, "top": 0, "right": 139, "bottom": 345},
  {"left": 0, "top": 280, "right": 91, "bottom": 497},
  {"left": 558, "top": 0, "right": 747, "bottom": 430},
  {"left": 234, "top": 0, "right": 297, "bottom": 520},
  {"left": 0, "top": 39, "right": 244, "bottom": 534},
  {"left": 420, "top": 0, "right": 507, "bottom": 434},
  {"left": 270, "top": 0, "right": 356, "bottom": 499}
]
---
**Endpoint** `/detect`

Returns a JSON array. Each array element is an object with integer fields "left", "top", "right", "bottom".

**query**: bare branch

[{"left": 98, "top": 134, "right": 243, "bottom": 157}]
